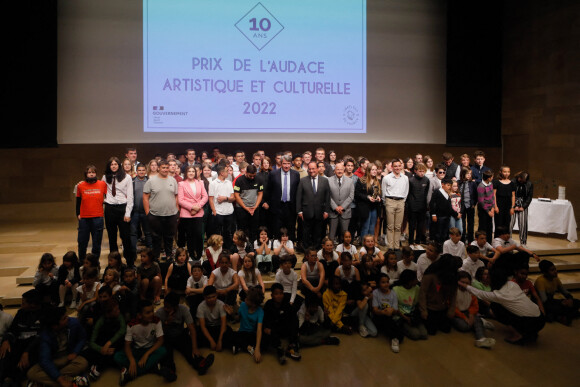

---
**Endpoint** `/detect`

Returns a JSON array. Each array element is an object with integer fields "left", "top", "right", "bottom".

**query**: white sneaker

[
  {"left": 475, "top": 337, "right": 496, "bottom": 349},
  {"left": 481, "top": 318, "right": 495, "bottom": 330},
  {"left": 69, "top": 301, "right": 77, "bottom": 309},
  {"left": 58, "top": 302, "right": 64, "bottom": 307},
  {"left": 359, "top": 325, "right": 369, "bottom": 338},
  {"left": 391, "top": 338, "right": 400, "bottom": 353}
]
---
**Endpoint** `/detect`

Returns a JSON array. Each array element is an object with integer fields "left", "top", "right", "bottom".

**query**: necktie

[
  {"left": 312, "top": 178, "right": 317, "bottom": 194},
  {"left": 338, "top": 178, "right": 342, "bottom": 188},
  {"left": 282, "top": 173, "right": 288, "bottom": 202},
  {"left": 112, "top": 177, "right": 116, "bottom": 197}
]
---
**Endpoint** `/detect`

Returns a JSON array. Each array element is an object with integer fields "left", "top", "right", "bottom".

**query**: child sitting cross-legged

[
  {"left": 57, "top": 251, "right": 81, "bottom": 309},
  {"left": 453, "top": 271, "right": 496, "bottom": 349},
  {"left": 349, "top": 282, "right": 378, "bottom": 338},
  {"left": 185, "top": 262, "right": 208, "bottom": 318},
  {"left": 113, "top": 300, "right": 173, "bottom": 385},
  {"left": 84, "top": 299, "right": 126, "bottom": 381},
  {"left": 0, "top": 289, "right": 43, "bottom": 387},
  {"left": 392, "top": 270, "right": 427, "bottom": 341},
  {"left": 262, "top": 283, "right": 301, "bottom": 365},
  {"left": 76, "top": 267, "right": 101, "bottom": 331},
  {"left": 232, "top": 287, "right": 265, "bottom": 363},
  {"left": 397, "top": 246, "right": 417, "bottom": 275},
  {"left": 275, "top": 255, "right": 303, "bottom": 311},
  {"left": 118, "top": 268, "right": 139, "bottom": 321},
  {"left": 297, "top": 295, "right": 340, "bottom": 347},
  {"left": 323, "top": 276, "right": 353, "bottom": 335},
  {"left": 238, "top": 253, "right": 265, "bottom": 302},
  {"left": 372, "top": 273, "right": 404, "bottom": 353},
  {"left": 164, "top": 247, "right": 192, "bottom": 296},
  {"left": 155, "top": 292, "right": 214, "bottom": 377},
  {"left": 207, "top": 252, "right": 239, "bottom": 313},
  {"left": 461, "top": 245, "right": 486, "bottom": 280},
  {"left": 33, "top": 253, "right": 59, "bottom": 305},
  {"left": 136, "top": 248, "right": 162, "bottom": 305},
  {"left": 535, "top": 260, "right": 580, "bottom": 326},
  {"left": 196, "top": 286, "right": 234, "bottom": 352},
  {"left": 26, "top": 306, "right": 89, "bottom": 387}
]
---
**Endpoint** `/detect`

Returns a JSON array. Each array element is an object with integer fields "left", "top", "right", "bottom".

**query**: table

[{"left": 512, "top": 199, "right": 577, "bottom": 242}]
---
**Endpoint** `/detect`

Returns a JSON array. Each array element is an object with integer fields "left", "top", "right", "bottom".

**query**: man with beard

[{"left": 76, "top": 165, "right": 107, "bottom": 263}]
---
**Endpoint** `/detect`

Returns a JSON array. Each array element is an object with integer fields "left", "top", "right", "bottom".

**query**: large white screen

[
  {"left": 144, "top": 0, "right": 366, "bottom": 134},
  {"left": 58, "top": 0, "right": 445, "bottom": 144}
]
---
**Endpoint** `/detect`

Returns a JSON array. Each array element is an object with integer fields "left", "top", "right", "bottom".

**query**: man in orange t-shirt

[{"left": 76, "top": 165, "right": 107, "bottom": 263}]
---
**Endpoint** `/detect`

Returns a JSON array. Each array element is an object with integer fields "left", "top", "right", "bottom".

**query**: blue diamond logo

[{"left": 235, "top": 3, "right": 284, "bottom": 51}]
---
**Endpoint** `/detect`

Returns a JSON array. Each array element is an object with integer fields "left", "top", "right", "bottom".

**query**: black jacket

[
  {"left": 407, "top": 175, "right": 430, "bottom": 212},
  {"left": 513, "top": 180, "right": 533, "bottom": 209},
  {"left": 429, "top": 189, "right": 458, "bottom": 218}
]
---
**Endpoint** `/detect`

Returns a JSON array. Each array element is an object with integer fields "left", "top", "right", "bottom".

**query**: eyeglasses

[{"left": 437, "top": 171, "right": 446, "bottom": 174}]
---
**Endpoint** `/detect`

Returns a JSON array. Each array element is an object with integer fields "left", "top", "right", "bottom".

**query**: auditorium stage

[{"left": 0, "top": 202, "right": 579, "bottom": 386}]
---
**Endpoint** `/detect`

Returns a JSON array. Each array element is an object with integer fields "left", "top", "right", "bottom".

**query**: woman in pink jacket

[{"left": 178, "top": 166, "right": 208, "bottom": 261}]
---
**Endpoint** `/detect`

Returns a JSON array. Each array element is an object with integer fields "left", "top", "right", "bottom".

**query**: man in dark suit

[
  {"left": 296, "top": 161, "right": 331, "bottom": 249},
  {"left": 265, "top": 155, "right": 300, "bottom": 240},
  {"left": 328, "top": 162, "right": 354, "bottom": 242}
]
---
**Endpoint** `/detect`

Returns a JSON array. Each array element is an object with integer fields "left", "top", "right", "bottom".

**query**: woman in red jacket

[{"left": 178, "top": 166, "right": 209, "bottom": 262}]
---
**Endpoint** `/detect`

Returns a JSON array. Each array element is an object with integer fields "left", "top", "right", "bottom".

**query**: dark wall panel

[{"left": 446, "top": 0, "right": 503, "bottom": 147}]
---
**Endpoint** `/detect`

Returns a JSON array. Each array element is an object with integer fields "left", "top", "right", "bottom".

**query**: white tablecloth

[{"left": 512, "top": 199, "right": 577, "bottom": 242}]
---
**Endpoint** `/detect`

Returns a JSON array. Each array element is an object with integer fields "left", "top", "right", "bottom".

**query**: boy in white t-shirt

[
  {"left": 275, "top": 256, "right": 302, "bottom": 309},
  {"left": 470, "top": 230, "right": 499, "bottom": 263},
  {"left": 186, "top": 263, "right": 208, "bottom": 318},
  {"left": 397, "top": 246, "right": 418, "bottom": 275},
  {"left": 442, "top": 228, "right": 467, "bottom": 260},
  {"left": 461, "top": 245, "right": 485, "bottom": 279},
  {"left": 491, "top": 226, "right": 539, "bottom": 262},
  {"left": 114, "top": 300, "right": 173, "bottom": 385}
]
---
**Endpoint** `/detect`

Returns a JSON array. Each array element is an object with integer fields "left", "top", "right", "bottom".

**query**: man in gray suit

[
  {"left": 296, "top": 161, "right": 331, "bottom": 249},
  {"left": 328, "top": 162, "right": 354, "bottom": 243}
]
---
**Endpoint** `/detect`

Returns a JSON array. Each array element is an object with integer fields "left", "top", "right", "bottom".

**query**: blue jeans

[
  {"left": 350, "top": 304, "right": 378, "bottom": 336},
  {"left": 449, "top": 216, "right": 463, "bottom": 236},
  {"left": 77, "top": 217, "right": 104, "bottom": 263},
  {"left": 360, "top": 208, "right": 377, "bottom": 239},
  {"left": 131, "top": 211, "right": 152, "bottom": 254}
]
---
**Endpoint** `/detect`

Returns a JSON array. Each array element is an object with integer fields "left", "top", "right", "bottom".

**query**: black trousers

[
  {"left": 235, "top": 207, "right": 260, "bottom": 243},
  {"left": 302, "top": 216, "right": 325, "bottom": 250},
  {"left": 147, "top": 213, "right": 178, "bottom": 259},
  {"left": 162, "top": 329, "right": 199, "bottom": 370},
  {"left": 408, "top": 210, "right": 427, "bottom": 245},
  {"left": 434, "top": 216, "right": 450, "bottom": 244},
  {"left": 208, "top": 213, "right": 235, "bottom": 251},
  {"left": 105, "top": 203, "right": 135, "bottom": 266},
  {"left": 462, "top": 206, "right": 475, "bottom": 242},
  {"left": 477, "top": 207, "right": 494, "bottom": 240},
  {"left": 491, "top": 303, "right": 545, "bottom": 338},
  {"left": 423, "top": 309, "right": 451, "bottom": 335},
  {"left": 196, "top": 325, "right": 233, "bottom": 349},
  {"left": 271, "top": 202, "right": 297, "bottom": 241},
  {"left": 182, "top": 217, "right": 204, "bottom": 260},
  {"left": 374, "top": 314, "right": 404, "bottom": 341}
]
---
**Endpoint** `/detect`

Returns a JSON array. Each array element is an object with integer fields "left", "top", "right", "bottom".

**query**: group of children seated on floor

[{"left": 7, "top": 226, "right": 579, "bottom": 386}]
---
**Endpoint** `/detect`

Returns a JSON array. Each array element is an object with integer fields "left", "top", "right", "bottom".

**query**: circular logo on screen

[{"left": 343, "top": 105, "right": 359, "bottom": 126}]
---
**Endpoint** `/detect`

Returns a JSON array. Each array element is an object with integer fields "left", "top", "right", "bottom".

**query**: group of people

[
  {"left": 75, "top": 146, "right": 535, "bottom": 268},
  {"left": 3, "top": 146, "right": 577, "bottom": 386}
]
